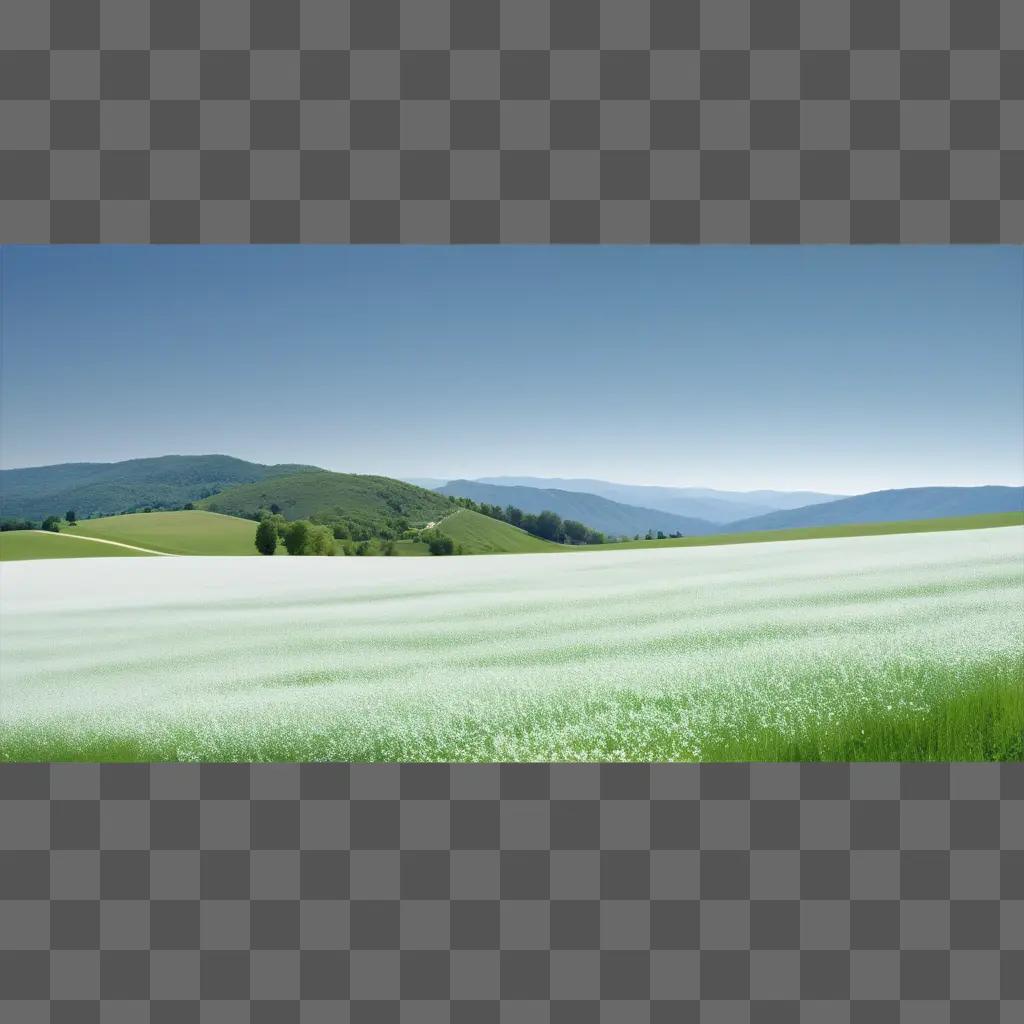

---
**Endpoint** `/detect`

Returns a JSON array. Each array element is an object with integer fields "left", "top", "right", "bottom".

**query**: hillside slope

[
  {"left": 473, "top": 477, "right": 843, "bottom": 521},
  {"left": 72, "top": 510, "right": 264, "bottom": 555},
  {"left": 0, "top": 455, "right": 319, "bottom": 521},
  {"left": 723, "top": 486, "right": 1024, "bottom": 533},
  {"left": 437, "top": 480, "right": 717, "bottom": 538},
  {"left": 199, "top": 471, "right": 453, "bottom": 526},
  {"left": 0, "top": 531, "right": 154, "bottom": 561},
  {"left": 436, "top": 509, "right": 565, "bottom": 554}
]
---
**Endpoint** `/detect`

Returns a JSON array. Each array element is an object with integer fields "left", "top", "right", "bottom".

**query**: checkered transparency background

[
  {"left": 1, "top": 763, "right": 1022, "bottom": 1022},
  {"left": 0, "top": 0, "right": 1022, "bottom": 242}
]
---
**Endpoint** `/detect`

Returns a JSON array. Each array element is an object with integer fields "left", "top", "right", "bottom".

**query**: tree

[
  {"left": 284, "top": 520, "right": 310, "bottom": 555},
  {"left": 534, "top": 510, "right": 564, "bottom": 542},
  {"left": 65, "top": 510, "right": 77, "bottom": 525},
  {"left": 41, "top": 516, "right": 61, "bottom": 532},
  {"left": 306, "top": 524, "right": 336, "bottom": 556},
  {"left": 427, "top": 533, "right": 455, "bottom": 555},
  {"left": 255, "top": 520, "right": 278, "bottom": 555},
  {"left": 269, "top": 504, "right": 282, "bottom": 515},
  {"left": 183, "top": 502, "right": 194, "bottom": 510},
  {"left": 381, "top": 540, "right": 397, "bottom": 556},
  {"left": 562, "top": 519, "right": 589, "bottom": 544}
]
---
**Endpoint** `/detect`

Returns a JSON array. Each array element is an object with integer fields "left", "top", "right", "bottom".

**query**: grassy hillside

[
  {"left": 0, "top": 531, "right": 154, "bottom": 561},
  {"left": 724, "top": 485, "right": 1024, "bottom": 533},
  {"left": 0, "top": 454, "right": 319, "bottom": 521},
  {"left": 199, "top": 471, "right": 453, "bottom": 529},
  {"left": 438, "top": 480, "right": 716, "bottom": 538},
  {"left": 73, "top": 510, "right": 264, "bottom": 556},
  {"left": 586, "top": 511, "right": 1024, "bottom": 551},
  {"left": 436, "top": 509, "right": 566, "bottom": 554}
]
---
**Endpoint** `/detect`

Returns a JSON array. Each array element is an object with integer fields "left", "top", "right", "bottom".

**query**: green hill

[
  {"left": 435, "top": 509, "right": 566, "bottom": 554},
  {"left": 0, "top": 531, "right": 154, "bottom": 561},
  {"left": 73, "top": 510, "right": 265, "bottom": 556},
  {"left": 198, "top": 471, "right": 454, "bottom": 534},
  {"left": 0, "top": 454, "right": 319, "bottom": 522}
]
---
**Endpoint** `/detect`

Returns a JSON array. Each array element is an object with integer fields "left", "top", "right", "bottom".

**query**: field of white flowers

[{"left": 1, "top": 526, "right": 1022, "bottom": 761}]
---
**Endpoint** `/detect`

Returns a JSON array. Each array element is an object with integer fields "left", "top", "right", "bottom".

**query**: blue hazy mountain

[
  {"left": 436, "top": 480, "right": 719, "bottom": 538},
  {"left": 398, "top": 477, "right": 450, "bottom": 490},
  {"left": 723, "top": 486, "right": 1024, "bottom": 532},
  {"left": 472, "top": 477, "right": 843, "bottom": 523}
]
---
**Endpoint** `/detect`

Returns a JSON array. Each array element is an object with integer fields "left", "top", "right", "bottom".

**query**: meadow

[
  {"left": 69, "top": 510, "right": 265, "bottom": 555},
  {"left": 0, "top": 531, "right": 153, "bottom": 560},
  {"left": 1, "top": 526, "right": 1021, "bottom": 762}
]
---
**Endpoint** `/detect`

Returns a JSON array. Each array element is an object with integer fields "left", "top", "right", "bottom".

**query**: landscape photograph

[{"left": 0, "top": 245, "right": 1021, "bottom": 762}]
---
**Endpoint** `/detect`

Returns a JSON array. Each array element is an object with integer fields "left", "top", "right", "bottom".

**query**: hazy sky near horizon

[{"left": 2, "top": 246, "right": 1021, "bottom": 493}]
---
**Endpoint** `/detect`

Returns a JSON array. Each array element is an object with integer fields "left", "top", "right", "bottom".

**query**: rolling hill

[
  {"left": 0, "top": 531, "right": 155, "bottom": 561},
  {"left": 198, "top": 471, "right": 454, "bottom": 527},
  {"left": 434, "top": 509, "right": 565, "bottom": 554},
  {"left": 71, "top": 510, "right": 266, "bottom": 556},
  {"left": 437, "top": 480, "right": 717, "bottom": 538},
  {"left": 472, "top": 477, "right": 843, "bottom": 522},
  {"left": 0, "top": 455, "right": 319, "bottom": 522},
  {"left": 723, "top": 486, "right": 1024, "bottom": 533}
]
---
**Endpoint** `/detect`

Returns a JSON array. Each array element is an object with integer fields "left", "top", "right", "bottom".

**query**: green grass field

[
  {"left": 4, "top": 509, "right": 1021, "bottom": 562},
  {"left": 0, "top": 531, "right": 154, "bottom": 560},
  {"left": 71, "top": 510, "right": 264, "bottom": 556},
  {"left": 591, "top": 511, "right": 1024, "bottom": 551}
]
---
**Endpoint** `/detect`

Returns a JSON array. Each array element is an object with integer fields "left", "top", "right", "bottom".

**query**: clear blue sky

[{"left": 2, "top": 246, "right": 1021, "bottom": 493}]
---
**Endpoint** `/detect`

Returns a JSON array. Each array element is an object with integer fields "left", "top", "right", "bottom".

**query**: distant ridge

[
  {"left": 437, "top": 480, "right": 718, "bottom": 538},
  {"left": 723, "top": 486, "right": 1024, "bottom": 533},
  {"left": 472, "top": 476, "right": 843, "bottom": 522},
  {"left": 0, "top": 455, "right": 320, "bottom": 521}
]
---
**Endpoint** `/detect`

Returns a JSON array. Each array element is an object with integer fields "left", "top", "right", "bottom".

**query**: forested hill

[{"left": 0, "top": 455, "right": 319, "bottom": 521}]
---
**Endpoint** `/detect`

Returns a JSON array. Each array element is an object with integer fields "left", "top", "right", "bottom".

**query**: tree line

[{"left": 2, "top": 509, "right": 79, "bottom": 533}]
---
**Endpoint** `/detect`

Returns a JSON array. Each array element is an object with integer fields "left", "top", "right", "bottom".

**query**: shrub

[
  {"left": 283, "top": 520, "right": 310, "bottom": 555},
  {"left": 427, "top": 532, "right": 455, "bottom": 556},
  {"left": 41, "top": 516, "right": 61, "bottom": 532},
  {"left": 306, "top": 524, "right": 336, "bottom": 556},
  {"left": 255, "top": 520, "right": 278, "bottom": 556}
]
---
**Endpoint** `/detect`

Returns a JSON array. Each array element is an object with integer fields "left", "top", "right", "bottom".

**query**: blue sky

[{"left": 1, "top": 246, "right": 1021, "bottom": 493}]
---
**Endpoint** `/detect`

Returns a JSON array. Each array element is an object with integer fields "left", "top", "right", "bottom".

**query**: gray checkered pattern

[
  {"left": 2, "top": 763, "right": 1022, "bottom": 1020},
  {"left": 0, "top": 0, "right": 1022, "bottom": 242}
]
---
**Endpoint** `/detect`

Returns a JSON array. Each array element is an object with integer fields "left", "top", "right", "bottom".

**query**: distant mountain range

[
  {"left": 470, "top": 477, "right": 843, "bottom": 522},
  {"left": 3, "top": 456, "right": 1021, "bottom": 539},
  {"left": 722, "top": 486, "right": 1024, "bottom": 533},
  {"left": 438, "top": 481, "right": 727, "bottom": 538}
]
